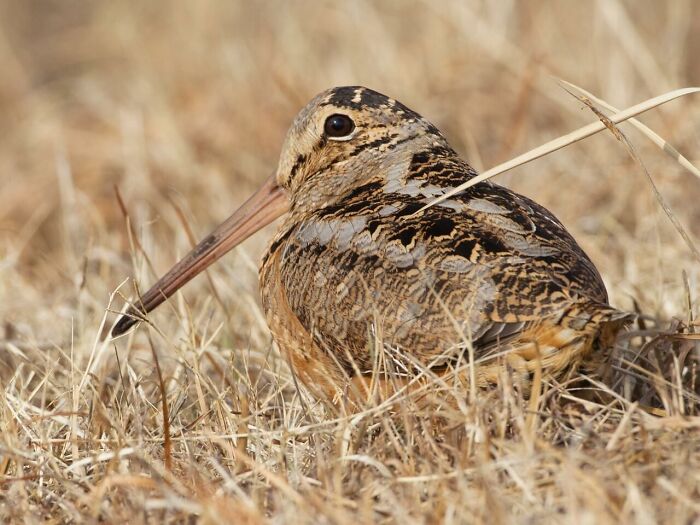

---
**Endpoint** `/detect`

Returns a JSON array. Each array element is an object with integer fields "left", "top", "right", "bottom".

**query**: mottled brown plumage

[{"left": 113, "top": 86, "right": 630, "bottom": 405}]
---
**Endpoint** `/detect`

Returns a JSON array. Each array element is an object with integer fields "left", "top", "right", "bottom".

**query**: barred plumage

[{"left": 113, "top": 86, "right": 631, "bottom": 406}]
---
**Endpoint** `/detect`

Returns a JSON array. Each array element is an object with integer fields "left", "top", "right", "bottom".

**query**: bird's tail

[{"left": 567, "top": 302, "right": 636, "bottom": 381}]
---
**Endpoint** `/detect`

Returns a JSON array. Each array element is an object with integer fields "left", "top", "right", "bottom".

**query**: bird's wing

[{"left": 275, "top": 165, "right": 613, "bottom": 371}]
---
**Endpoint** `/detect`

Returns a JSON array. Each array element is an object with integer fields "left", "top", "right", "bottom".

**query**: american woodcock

[{"left": 113, "top": 86, "right": 630, "bottom": 403}]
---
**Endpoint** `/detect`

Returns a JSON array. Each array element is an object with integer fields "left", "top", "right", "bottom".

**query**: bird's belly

[
  {"left": 259, "top": 245, "right": 354, "bottom": 398},
  {"left": 262, "top": 235, "right": 496, "bottom": 376},
  {"left": 259, "top": 228, "right": 627, "bottom": 402}
]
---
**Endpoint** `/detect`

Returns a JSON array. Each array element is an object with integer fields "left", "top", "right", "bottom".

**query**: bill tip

[{"left": 111, "top": 315, "right": 137, "bottom": 337}]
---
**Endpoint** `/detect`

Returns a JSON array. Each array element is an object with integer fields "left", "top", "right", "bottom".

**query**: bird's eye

[{"left": 324, "top": 114, "right": 355, "bottom": 139}]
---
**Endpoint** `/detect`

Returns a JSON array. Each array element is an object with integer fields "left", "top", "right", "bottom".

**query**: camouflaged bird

[{"left": 113, "top": 86, "right": 630, "bottom": 404}]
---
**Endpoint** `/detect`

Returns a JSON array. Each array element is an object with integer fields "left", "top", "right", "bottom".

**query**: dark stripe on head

[
  {"left": 322, "top": 86, "right": 423, "bottom": 121},
  {"left": 290, "top": 153, "right": 306, "bottom": 178}
]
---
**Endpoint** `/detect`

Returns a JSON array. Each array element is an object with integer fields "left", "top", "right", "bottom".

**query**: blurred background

[{"left": 1, "top": 0, "right": 699, "bottom": 344}]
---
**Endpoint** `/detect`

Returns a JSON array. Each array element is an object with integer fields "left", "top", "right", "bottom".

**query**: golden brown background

[{"left": 0, "top": 1, "right": 699, "bottom": 522}]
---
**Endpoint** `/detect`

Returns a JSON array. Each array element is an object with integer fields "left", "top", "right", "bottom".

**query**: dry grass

[{"left": 1, "top": 1, "right": 700, "bottom": 523}]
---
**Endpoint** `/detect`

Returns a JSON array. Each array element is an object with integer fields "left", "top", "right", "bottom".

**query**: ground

[{"left": 0, "top": 1, "right": 699, "bottom": 523}]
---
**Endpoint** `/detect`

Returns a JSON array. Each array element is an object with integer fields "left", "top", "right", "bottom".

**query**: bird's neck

[{"left": 288, "top": 138, "right": 468, "bottom": 218}]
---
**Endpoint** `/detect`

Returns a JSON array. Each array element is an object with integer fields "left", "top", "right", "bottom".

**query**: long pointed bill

[{"left": 112, "top": 175, "right": 290, "bottom": 337}]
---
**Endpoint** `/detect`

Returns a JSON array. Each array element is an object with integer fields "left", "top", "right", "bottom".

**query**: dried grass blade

[
  {"left": 559, "top": 79, "right": 700, "bottom": 180},
  {"left": 564, "top": 88, "right": 700, "bottom": 266},
  {"left": 419, "top": 87, "right": 700, "bottom": 213}
]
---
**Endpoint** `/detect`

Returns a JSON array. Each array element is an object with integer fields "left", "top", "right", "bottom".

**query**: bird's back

[{"left": 261, "top": 143, "right": 626, "bottom": 387}]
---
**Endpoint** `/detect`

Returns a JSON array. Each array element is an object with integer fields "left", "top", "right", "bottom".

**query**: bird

[{"left": 112, "top": 86, "right": 630, "bottom": 406}]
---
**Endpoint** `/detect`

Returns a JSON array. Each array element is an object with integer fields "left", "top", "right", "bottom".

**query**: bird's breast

[{"left": 259, "top": 210, "right": 500, "bottom": 374}]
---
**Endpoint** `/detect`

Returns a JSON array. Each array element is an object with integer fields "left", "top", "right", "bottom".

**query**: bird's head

[{"left": 276, "top": 86, "right": 448, "bottom": 213}]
